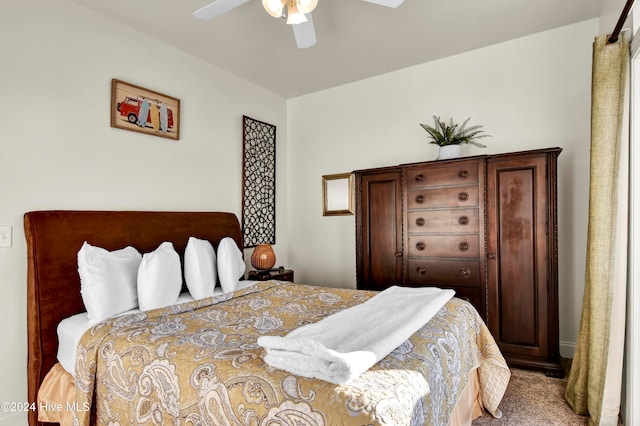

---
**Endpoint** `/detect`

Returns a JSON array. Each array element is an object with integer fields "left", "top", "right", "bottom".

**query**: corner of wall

[{"left": 598, "top": 0, "right": 632, "bottom": 35}]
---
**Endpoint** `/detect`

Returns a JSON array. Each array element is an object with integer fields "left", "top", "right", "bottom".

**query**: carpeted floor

[{"left": 472, "top": 368, "right": 589, "bottom": 425}]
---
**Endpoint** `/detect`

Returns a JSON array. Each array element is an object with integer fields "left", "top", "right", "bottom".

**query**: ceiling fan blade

[
  {"left": 361, "top": 0, "right": 405, "bottom": 7},
  {"left": 193, "top": 0, "right": 252, "bottom": 20},
  {"left": 292, "top": 14, "right": 317, "bottom": 49}
]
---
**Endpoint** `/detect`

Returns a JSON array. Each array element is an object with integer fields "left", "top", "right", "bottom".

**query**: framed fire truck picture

[{"left": 110, "top": 79, "right": 181, "bottom": 140}]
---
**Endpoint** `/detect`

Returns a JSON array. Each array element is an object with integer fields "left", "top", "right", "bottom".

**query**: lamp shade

[{"left": 251, "top": 244, "right": 276, "bottom": 270}]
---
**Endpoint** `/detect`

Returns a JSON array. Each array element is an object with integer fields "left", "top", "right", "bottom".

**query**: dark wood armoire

[{"left": 355, "top": 147, "right": 563, "bottom": 376}]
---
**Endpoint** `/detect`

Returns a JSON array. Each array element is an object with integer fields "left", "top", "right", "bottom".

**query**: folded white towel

[{"left": 258, "top": 286, "right": 455, "bottom": 384}]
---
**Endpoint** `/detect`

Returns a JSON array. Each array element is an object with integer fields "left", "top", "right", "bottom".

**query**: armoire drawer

[
  {"left": 408, "top": 235, "right": 480, "bottom": 258},
  {"left": 407, "top": 186, "right": 479, "bottom": 209},
  {"left": 407, "top": 259, "right": 481, "bottom": 286},
  {"left": 407, "top": 208, "right": 479, "bottom": 233},
  {"left": 405, "top": 160, "right": 480, "bottom": 188}
]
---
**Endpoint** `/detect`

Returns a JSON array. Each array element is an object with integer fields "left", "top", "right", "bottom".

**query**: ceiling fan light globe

[
  {"left": 285, "top": 2, "right": 308, "bottom": 24},
  {"left": 262, "top": 0, "right": 286, "bottom": 17},
  {"left": 296, "top": 0, "right": 318, "bottom": 14},
  {"left": 286, "top": 11, "right": 308, "bottom": 24}
]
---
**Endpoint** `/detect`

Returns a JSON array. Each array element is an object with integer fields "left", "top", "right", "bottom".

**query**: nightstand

[{"left": 248, "top": 268, "right": 294, "bottom": 282}]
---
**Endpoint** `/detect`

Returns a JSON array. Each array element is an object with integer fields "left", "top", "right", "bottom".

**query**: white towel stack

[{"left": 258, "top": 286, "right": 455, "bottom": 384}]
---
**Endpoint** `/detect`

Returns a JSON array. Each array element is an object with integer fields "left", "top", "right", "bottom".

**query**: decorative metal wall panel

[{"left": 242, "top": 115, "right": 276, "bottom": 247}]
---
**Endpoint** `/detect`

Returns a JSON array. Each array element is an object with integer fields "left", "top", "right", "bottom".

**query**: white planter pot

[{"left": 437, "top": 145, "right": 462, "bottom": 160}]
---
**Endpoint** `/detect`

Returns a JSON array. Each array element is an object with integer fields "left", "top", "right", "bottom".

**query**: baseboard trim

[{"left": 560, "top": 341, "right": 576, "bottom": 359}]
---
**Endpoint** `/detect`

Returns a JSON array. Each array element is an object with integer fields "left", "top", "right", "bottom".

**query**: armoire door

[
  {"left": 355, "top": 169, "right": 403, "bottom": 291},
  {"left": 485, "top": 149, "right": 562, "bottom": 376}
]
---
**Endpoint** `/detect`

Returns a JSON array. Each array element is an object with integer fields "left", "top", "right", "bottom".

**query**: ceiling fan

[{"left": 193, "top": 0, "right": 406, "bottom": 49}]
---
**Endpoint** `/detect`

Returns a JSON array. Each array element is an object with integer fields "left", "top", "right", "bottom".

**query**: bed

[{"left": 24, "top": 210, "right": 510, "bottom": 426}]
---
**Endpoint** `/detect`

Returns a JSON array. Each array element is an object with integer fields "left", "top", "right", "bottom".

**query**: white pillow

[
  {"left": 217, "top": 237, "right": 245, "bottom": 293},
  {"left": 137, "top": 242, "right": 182, "bottom": 311},
  {"left": 184, "top": 237, "right": 217, "bottom": 300},
  {"left": 77, "top": 242, "right": 142, "bottom": 325}
]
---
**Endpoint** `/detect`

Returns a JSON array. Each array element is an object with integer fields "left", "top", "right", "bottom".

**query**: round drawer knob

[
  {"left": 415, "top": 217, "right": 426, "bottom": 226},
  {"left": 458, "top": 215, "right": 469, "bottom": 226},
  {"left": 459, "top": 268, "right": 471, "bottom": 278},
  {"left": 458, "top": 192, "right": 469, "bottom": 201},
  {"left": 416, "top": 266, "right": 427, "bottom": 275},
  {"left": 415, "top": 194, "right": 425, "bottom": 204},
  {"left": 459, "top": 170, "right": 469, "bottom": 179},
  {"left": 416, "top": 241, "right": 426, "bottom": 251},
  {"left": 415, "top": 174, "right": 425, "bottom": 182},
  {"left": 459, "top": 242, "right": 469, "bottom": 252}
]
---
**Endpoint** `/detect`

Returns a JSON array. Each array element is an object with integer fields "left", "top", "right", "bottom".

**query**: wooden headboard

[{"left": 24, "top": 210, "right": 243, "bottom": 425}]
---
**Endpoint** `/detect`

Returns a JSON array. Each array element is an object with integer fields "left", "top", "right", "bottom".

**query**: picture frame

[
  {"left": 322, "top": 173, "right": 354, "bottom": 216},
  {"left": 110, "top": 79, "right": 180, "bottom": 140}
]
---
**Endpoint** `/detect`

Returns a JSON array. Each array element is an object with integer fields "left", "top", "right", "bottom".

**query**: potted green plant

[{"left": 420, "top": 116, "right": 490, "bottom": 160}]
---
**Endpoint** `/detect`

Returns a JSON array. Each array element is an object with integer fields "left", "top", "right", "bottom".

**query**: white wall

[
  {"left": 286, "top": 19, "right": 600, "bottom": 359},
  {"left": 599, "top": 0, "right": 630, "bottom": 34},
  {"left": 0, "top": 1, "right": 287, "bottom": 425}
]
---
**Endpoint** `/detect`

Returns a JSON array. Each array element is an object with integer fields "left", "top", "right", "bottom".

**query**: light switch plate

[{"left": 0, "top": 226, "right": 12, "bottom": 248}]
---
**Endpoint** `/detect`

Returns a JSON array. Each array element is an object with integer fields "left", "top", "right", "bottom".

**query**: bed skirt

[{"left": 37, "top": 364, "right": 75, "bottom": 425}]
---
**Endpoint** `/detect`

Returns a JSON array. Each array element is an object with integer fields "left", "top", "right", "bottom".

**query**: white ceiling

[{"left": 71, "top": 0, "right": 604, "bottom": 98}]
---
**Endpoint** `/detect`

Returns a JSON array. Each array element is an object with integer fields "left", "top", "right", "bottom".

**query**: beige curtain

[{"left": 564, "top": 33, "right": 629, "bottom": 426}]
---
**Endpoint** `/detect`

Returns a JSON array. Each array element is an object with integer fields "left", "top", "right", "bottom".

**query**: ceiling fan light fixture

[
  {"left": 296, "top": 0, "right": 318, "bottom": 14},
  {"left": 262, "top": 0, "right": 286, "bottom": 18},
  {"left": 285, "top": 2, "right": 308, "bottom": 24}
]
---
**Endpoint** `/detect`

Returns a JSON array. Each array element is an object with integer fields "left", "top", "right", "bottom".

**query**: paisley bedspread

[{"left": 73, "top": 281, "right": 509, "bottom": 425}]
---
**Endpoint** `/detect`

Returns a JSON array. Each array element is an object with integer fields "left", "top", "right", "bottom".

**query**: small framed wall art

[
  {"left": 322, "top": 173, "right": 354, "bottom": 216},
  {"left": 110, "top": 79, "right": 181, "bottom": 140}
]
